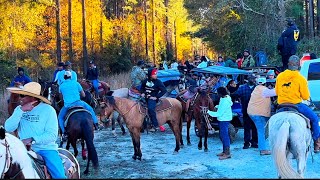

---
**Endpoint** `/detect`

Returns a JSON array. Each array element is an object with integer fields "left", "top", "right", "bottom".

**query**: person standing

[
  {"left": 140, "top": 68, "right": 167, "bottom": 132},
  {"left": 5, "top": 82, "right": 66, "bottom": 178},
  {"left": 277, "top": 19, "right": 300, "bottom": 71},
  {"left": 247, "top": 77, "right": 275, "bottom": 155},
  {"left": 241, "top": 49, "right": 255, "bottom": 68},
  {"left": 207, "top": 87, "right": 233, "bottom": 160},
  {"left": 275, "top": 55, "right": 320, "bottom": 153},
  {"left": 86, "top": 60, "right": 100, "bottom": 99},
  {"left": 234, "top": 74, "right": 258, "bottom": 149}
]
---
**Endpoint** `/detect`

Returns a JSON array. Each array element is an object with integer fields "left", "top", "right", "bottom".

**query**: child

[{"left": 207, "top": 87, "right": 233, "bottom": 160}]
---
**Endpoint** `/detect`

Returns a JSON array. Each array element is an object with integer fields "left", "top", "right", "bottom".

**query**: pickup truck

[{"left": 300, "top": 59, "right": 320, "bottom": 116}]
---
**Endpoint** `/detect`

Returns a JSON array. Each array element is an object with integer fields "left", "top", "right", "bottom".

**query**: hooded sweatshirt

[
  {"left": 275, "top": 70, "right": 310, "bottom": 104},
  {"left": 207, "top": 95, "right": 233, "bottom": 121},
  {"left": 140, "top": 68, "right": 167, "bottom": 99}
]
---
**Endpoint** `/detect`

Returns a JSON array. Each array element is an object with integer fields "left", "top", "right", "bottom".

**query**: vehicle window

[{"left": 308, "top": 62, "right": 320, "bottom": 80}]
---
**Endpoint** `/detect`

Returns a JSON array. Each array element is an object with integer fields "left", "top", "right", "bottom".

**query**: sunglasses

[{"left": 19, "top": 94, "right": 27, "bottom": 98}]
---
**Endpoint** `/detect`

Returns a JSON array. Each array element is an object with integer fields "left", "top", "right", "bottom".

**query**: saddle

[
  {"left": 64, "top": 106, "right": 91, "bottom": 128},
  {"left": 276, "top": 103, "right": 311, "bottom": 129},
  {"left": 129, "top": 86, "right": 141, "bottom": 99},
  {"left": 139, "top": 98, "right": 173, "bottom": 114},
  {"left": 86, "top": 80, "right": 104, "bottom": 93},
  {"left": 27, "top": 149, "right": 77, "bottom": 179}
]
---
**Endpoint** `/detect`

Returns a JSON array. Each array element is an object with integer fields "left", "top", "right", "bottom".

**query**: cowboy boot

[
  {"left": 314, "top": 138, "right": 320, "bottom": 153},
  {"left": 219, "top": 147, "right": 231, "bottom": 160}
]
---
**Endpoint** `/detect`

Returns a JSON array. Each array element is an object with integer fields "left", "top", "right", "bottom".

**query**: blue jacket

[
  {"left": 278, "top": 24, "right": 300, "bottom": 55},
  {"left": 9, "top": 75, "right": 32, "bottom": 87}
]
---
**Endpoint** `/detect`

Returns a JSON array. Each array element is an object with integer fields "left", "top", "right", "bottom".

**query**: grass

[{"left": 0, "top": 72, "right": 132, "bottom": 125}]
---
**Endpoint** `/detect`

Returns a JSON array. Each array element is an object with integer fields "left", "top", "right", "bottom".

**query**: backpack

[{"left": 254, "top": 51, "right": 268, "bottom": 66}]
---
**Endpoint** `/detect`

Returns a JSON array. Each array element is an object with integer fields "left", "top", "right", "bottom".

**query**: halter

[{"left": 0, "top": 138, "right": 20, "bottom": 179}]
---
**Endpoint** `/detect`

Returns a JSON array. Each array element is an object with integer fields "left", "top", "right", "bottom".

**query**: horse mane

[
  {"left": 106, "top": 91, "right": 114, "bottom": 96},
  {"left": 0, "top": 126, "right": 5, "bottom": 139}
]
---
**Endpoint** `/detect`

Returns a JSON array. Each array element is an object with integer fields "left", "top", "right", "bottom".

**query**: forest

[{"left": 0, "top": 0, "right": 319, "bottom": 88}]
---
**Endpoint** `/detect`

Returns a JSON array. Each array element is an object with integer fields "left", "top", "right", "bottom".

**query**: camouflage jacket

[{"left": 130, "top": 66, "right": 146, "bottom": 87}]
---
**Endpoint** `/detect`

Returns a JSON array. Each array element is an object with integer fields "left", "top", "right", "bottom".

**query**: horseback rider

[
  {"left": 58, "top": 71, "right": 99, "bottom": 141},
  {"left": 140, "top": 68, "right": 167, "bottom": 132},
  {"left": 275, "top": 55, "right": 320, "bottom": 153},
  {"left": 5, "top": 82, "right": 66, "bottom": 178},
  {"left": 52, "top": 62, "right": 65, "bottom": 83},
  {"left": 54, "top": 61, "right": 78, "bottom": 86},
  {"left": 130, "top": 60, "right": 146, "bottom": 92},
  {"left": 9, "top": 67, "right": 32, "bottom": 87},
  {"left": 86, "top": 60, "right": 100, "bottom": 99}
]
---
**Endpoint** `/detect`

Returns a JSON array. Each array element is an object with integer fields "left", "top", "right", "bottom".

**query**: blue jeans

[
  {"left": 249, "top": 115, "right": 269, "bottom": 151},
  {"left": 58, "top": 100, "right": 98, "bottom": 134},
  {"left": 90, "top": 79, "right": 99, "bottom": 95},
  {"left": 296, "top": 103, "right": 320, "bottom": 141},
  {"left": 37, "top": 150, "right": 66, "bottom": 179},
  {"left": 147, "top": 99, "right": 158, "bottom": 128},
  {"left": 219, "top": 121, "right": 230, "bottom": 149},
  {"left": 243, "top": 112, "right": 258, "bottom": 146}
]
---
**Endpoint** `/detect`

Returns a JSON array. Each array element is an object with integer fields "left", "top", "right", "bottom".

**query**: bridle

[{"left": 0, "top": 138, "right": 22, "bottom": 179}]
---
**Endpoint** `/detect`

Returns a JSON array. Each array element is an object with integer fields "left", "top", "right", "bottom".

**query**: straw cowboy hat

[{"left": 6, "top": 82, "right": 51, "bottom": 104}]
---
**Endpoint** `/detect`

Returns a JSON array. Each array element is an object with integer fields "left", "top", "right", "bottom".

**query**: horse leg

[
  {"left": 81, "top": 139, "right": 87, "bottom": 160},
  {"left": 129, "top": 130, "right": 138, "bottom": 160},
  {"left": 195, "top": 117, "right": 203, "bottom": 150},
  {"left": 131, "top": 127, "right": 142, "bottom": 160},
  {"left": 204, "top": 127, "right": 209, "bottom": 152},
  {"left": 71, "top": 139, "right": 78, "bottom": 157},
  {"left": 167, "top": 121, "right": 180, "bottom": 154},
  {"left": 186, "top": 114, "right": 192, "bottom": 145},
  {"left": 117, "top": 114, "right": 126, "bottom": 135},
  {"left": 111, "top": 112, "right": 117, "bottom": 137}
]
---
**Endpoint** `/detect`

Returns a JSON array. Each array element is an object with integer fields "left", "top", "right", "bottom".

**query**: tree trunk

[
  {"left": 82, "top": 0, "right": 88, "bottom": 73},
  {"left": 144, "top": 0, "right": 148, "bottom": 59},
  {"left": 151, "top": 0, "right": 156, "bottom": 64},
  {"left": 317, "top": 0, "right": 320, "bottom": 35},
  {"left": 164, "top": 0, "right": 172, "bottom": 62},
  {"left": 309, "top": 0, "right": 315, "bottom": 38},
  {"left": 56, "top": 0, "right": 62, "bottom": 63},
  {"left": 174, "top": 20, "right": 177, "bottom": 60},
  {"left": 305, "top": 0, "right": 309, "bottom": 37},
  {"left": 68, "top": 0, "right": 73, "bottom": 62}
]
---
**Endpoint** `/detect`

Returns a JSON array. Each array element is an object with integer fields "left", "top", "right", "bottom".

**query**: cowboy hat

[{"left": 6, "top": 82, "right": 51, "bottom": 104}]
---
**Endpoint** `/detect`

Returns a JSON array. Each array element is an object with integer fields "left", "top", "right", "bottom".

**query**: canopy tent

[
  {"left": 191, "top": 66, "right": 252, "bottom": 75},
  {"left": 157, "top": 69, "right": 181, "bottom": 82}
]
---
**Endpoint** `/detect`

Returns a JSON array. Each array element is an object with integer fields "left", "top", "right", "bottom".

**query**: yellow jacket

[{"left": 275, "top": 70, "right": 310, "bottom": 104}]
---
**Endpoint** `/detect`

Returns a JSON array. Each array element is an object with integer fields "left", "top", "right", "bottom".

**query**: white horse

[
  {"left": 269, "top": 111, "right": 312, "bottom": 179},
  {"left": 0, "top": 127, "right": 80, "bottom": 179}
]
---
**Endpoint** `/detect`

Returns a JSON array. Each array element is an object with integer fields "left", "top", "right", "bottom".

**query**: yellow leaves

[{"left": 227, "top": 10, "right": 241, "bottom": 20}]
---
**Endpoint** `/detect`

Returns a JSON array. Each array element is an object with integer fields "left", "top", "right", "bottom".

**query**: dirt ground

[{"left": 71, "top": 121, "right": 320, "bottom": 179}]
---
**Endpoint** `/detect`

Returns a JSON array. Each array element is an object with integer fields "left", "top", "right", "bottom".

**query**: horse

[
  {"left": 79, "top": 79, "right": 110, "bottom": 99},
  {"left": 61, "top": 107, "right": 99, "bottom": 175},
  {"left": 101, "top": 95, "right": 183, "bottom": 160},
  {"left": 7, "top": 82, "right": 24, "bottom": 116},
  {"left": 0, "top": 127, "right": 80, "bottom": 179},
  {"left": 269, "top": 111, "right": 312, "bottom": 178},
  {"left": 39, "top": 80, "right": 99, "bottom": 174}
]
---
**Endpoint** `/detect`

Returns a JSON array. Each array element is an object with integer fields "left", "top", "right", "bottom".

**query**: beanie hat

[
  {"left": 147, "top": 68, "right": 158, "bottom": 77},
  {"left": 137, "top": 60, "right": 145, "bottom": 66},
  {"left": 18, "top": 67, "right": 24, "bottom": 72},
  {"left": 266, "top": 70, "right": 275, "bottom": 76},
  {"left": 151, "top": 69, "right": 157, "bottom": 76},
  {"left": 257, "top": 77, "right": 267, "bottom": 84},
  {"left": 244, "top": 49, "right": 250, "bottom": 55}
]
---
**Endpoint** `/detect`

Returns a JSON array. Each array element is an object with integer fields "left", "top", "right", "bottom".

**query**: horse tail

[
  {"left": 272, "top": 120, "right": 302, "bottom": 179},
  {"left": 81, "top": 117, "right": 99, "bottom": 168}
]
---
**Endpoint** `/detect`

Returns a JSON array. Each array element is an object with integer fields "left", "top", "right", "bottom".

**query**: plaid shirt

[{"left": 234, "top": 83, "right": 256, "bottom": 113}]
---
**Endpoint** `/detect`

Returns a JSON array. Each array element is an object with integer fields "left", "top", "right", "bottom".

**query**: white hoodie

[{"left": 207, "top": 95, "right": 233, "bottom": 121}]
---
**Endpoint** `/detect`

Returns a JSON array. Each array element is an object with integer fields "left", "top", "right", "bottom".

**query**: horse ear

[
  {"left": 0, "top": 126, "right": 5, "bottom": 140},
  {"left": 106, "top": 91, "right": 114, "bottom": 96}
]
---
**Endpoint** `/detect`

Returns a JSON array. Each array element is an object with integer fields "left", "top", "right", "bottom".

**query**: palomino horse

[
  {"left": 101, "top": 95, "right": 183, "bottom": 160},
  {"left": 0, "top": 127, "right": 80, "bottom": 179},
  {"left": 61, "top": 107, "right": 99, "bottom": 175},
  {"left": 269, "top": 110, "right": 312, "bottom": 178}
]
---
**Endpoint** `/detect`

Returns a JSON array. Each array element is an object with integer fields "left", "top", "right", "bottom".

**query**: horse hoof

[
  {"left": 173, "top": 151, "right": 179, "bottom": 155},
  {"left": 180, "top": 144, "right": 184, "bottom": 148},
  {"left": 132, "top": 155, "right": 137, "bottom": 160},
  {"left": 198, "top": 147, "right": 202, "bottom": 150},
  {"left": 137, "top": 156, "right": 142, "bottom": 161},
  {"left": 204, "top": 149, "right": 208, "bottom": 152},
  {"left": 82, "top": 156, "right": 87, "bottom": 160},
  {"left": 187, "top": 142, "right": 191, "bottom": 146},
  {"left": 83, "top": 169, "right": 89, "bottom": 175}
]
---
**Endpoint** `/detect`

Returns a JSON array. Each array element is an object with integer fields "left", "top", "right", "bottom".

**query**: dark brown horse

[
  {"left": 101, "top": 95, "right": 183, "bottom": 160},
  {"left": 62, "top": 108, "right": 99, "bottom": 175},
  {"left": 79, "top": 80, "right": 110, "bottom": 99}
]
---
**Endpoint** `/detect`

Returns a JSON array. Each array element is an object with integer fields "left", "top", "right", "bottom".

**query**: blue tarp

[
  {"left": 191, "top": 65, "right": 252, "bottom": 75},
  {"left": 157, "top": 69, "right": 181, "bottom": 82}
]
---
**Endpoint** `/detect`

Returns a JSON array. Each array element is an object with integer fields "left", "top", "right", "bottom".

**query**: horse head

[{"left": 101, "top": 96, "right": 116, "bottom": 118}]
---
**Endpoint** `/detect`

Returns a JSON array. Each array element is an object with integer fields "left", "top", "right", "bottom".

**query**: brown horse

[
  {"left": 101, "top": 95, "right": 183, "bottom": 160},
  {"left": 79, "top": 80, "right": 110, "bottom": 99},
  {"left": 61, "top": 107, "right": 99, "bottom": 175}
]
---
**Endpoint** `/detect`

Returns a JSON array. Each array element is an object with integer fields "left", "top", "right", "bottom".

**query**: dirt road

[{"left": 73, "top": 121, "right": 320, "bottom": 179}]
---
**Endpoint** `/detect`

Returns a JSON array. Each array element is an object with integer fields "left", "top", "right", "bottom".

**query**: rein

[
  {"left": 115, "top": 100, "right": 139, "bottom": 117},
  {"left": 0, "top": 139, "right": 14, "bottom": 179}
]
